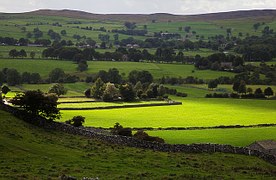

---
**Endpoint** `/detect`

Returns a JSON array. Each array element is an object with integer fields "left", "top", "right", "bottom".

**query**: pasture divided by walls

[{"left": 1, "top": 103, "right": 276, "bottom": 165}]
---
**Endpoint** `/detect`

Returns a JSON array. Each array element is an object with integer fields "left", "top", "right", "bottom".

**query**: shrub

[
  {"left": 66, "top": 116, "right": 85, "bottom": 127},
  {"left": 134, "top": 130, "right": 165, "bottom": 143},
  {"left": 111, "top": 123, "right": 132, "bottom": 137}
]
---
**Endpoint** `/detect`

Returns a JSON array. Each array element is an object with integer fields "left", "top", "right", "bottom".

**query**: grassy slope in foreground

[{"left": 1, "top": 110, "right": 276, "bottom": 179}]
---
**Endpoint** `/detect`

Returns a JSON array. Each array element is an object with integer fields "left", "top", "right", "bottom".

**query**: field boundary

[
  {"left": 58, "top": 101, "right": 182, "bottom": 110},
  {"left": 115, "top": 124, "right": 276, "bottom": 131}
]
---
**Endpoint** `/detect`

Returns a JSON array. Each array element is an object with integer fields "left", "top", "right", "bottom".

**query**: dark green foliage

[
  {"left": 1, "top": 85, "right": 10, "bottom": 96},
  {"left": 78, "top": 60, "right": 88, "bottom": 72},
  {"left": 66, "top": 116, "right": 85, "bottom": 127},
  {"left": 91, "top": 78, "right": 105, "bottom": 99},
  {"left": 238, "top": 80, "right": 247, "bottom": 94},
  {"left": 84, "top": 88, "right": 91, "bottom": 98},
  {"left": 9, "top": 49, "right": 18, "bottom": 58},
  {"left": 30, "top": 51, "right": 35, "bottom": 59},
  {"left": 111, "top": 123, "right": 132, "bottom": 137},
  {"left": 128, "top": 70, "right": 153, "bottom": 84},
  {"left": 48, "top": 83, "right": 67, "bottom": 96},
  {"left": 10, "top": 90, "right": 60, "bottom": 121},
  {"left": 254, "top": 88, "right": 265, "bottom": 98},
  {"left": 49, "top": 68, "right": 65, "bottom": 83},
  {"left": 134, "top": 130, "right": 165, "bottom": 143},
  {"left": 264, "top": 87, "right": 274, "bottom": 97},
  {"left": 6, "top": 68, "right": 21, "bottom": 86},
  {"left": 208, "top": 80, "right": 218, "bottom": 90},
  {"left": 102, "top": 83, "right": 119, "bottom": 102},
  {"left": 119, "top": 83, "right": 136, "bottom": 102}
]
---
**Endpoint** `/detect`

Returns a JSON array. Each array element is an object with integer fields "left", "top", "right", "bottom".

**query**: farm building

[{"left": 248, "top": 140, "right": 276, "bottom": 155}]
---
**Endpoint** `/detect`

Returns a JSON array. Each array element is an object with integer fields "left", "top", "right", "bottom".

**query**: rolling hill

[{"left": 22, "top": 9, "right": 276, "bottom": 22}]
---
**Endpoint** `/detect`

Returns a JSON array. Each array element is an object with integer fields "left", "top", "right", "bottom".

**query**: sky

[{"left": 1, "top": 0, "right": 276, "bottom": 15}]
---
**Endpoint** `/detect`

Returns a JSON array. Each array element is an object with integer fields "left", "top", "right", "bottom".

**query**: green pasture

[
  {"left": 2, "top": 110, "right": 276, "bottom": 179},
  {"left": 147, "top": 127, "right": 276, "bottom": 146},
  {"left": 85, "top": 61, "right": 234, "bottom": 79},
  {"left": 0, "top": 46, "right": 45, "bottom": 58},
  {"left": 0, "top": 59, "right": 235, "bottom": 79},
  {"left": 60, "top": 97, "right": 276, "bottom": 128}
]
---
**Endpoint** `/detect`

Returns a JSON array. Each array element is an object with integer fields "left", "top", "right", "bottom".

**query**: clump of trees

[
  {"left": 48, "top": 83, "right": 67, "bottom": 96},
  {"left": 10, "top": 90, "right": 60, "bottom": 121},
  {"left": 111, "top": 123, "right": 165, "bottom": 143}
]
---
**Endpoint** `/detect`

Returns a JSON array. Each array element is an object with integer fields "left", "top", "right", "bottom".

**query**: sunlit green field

[
  {"left": 147, "top": 127, "right": 276, "bottom": 147},
  {"left": 60, "top": 97, "right": 276, "bottom": 128}
]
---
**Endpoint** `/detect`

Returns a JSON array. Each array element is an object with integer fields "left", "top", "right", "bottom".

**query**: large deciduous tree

[
  {"left": 48, "top": 83, "right": 67, "bottom": 97},
  {"left": 11, "top": 90, "right": 60, "bottom": 121}
]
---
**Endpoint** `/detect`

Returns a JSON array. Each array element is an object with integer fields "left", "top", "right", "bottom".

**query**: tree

[
  {"left": 9, "top": 49, "right": 18, "bottom": 58},
  {"left": 246, "top": 87, "right": 253, "bottom": 94},
  {"left": 1, "top": 85, "right": 11, "bottom": 97},
  {"left": 264, "top": 87, "right": 274, "bottom": 97},
  {"left": 48, "top": 83, "right": 67, "bottom": 96},
  {"left": 208, "top": 80, "right": 218, "bottom": 90},
  {"left": 111, "top": 122, "right": 132, "bottom": 137},
  {"left": 91, "top": 78, "right": 105, "bottom": 99},
  {"left": 128, "top": 70, "right": 153, "bottom": 84},
  {"left": 10, "top": 90, "right": 60, "bottom": 121},
  {"left": 18, "top": 49, "right": 27, "bottom": 58},
  {"left": 238, "top": 80, "right": 246, "bottom": 94},
  {"left": 119, "top": 83, "right": 135, "bottom": 102},
  {"left": 61, "top": 30, "right": 67, "bottom": 36},
  {"left": 107, "top": 68, "right": 122, "bottom": 84},
  {"left": 102, "top": 83, "right": 119, "bottom": 102},
  {"left": 49, "top": 68, "right": 65, "bottom": 83},
  {"left": 232, "top": 81, "right": 240, "bottom": 92},
  {"left": 30, "top": 51, "right": 36, "bottom": 59},
  {"left": 254, "top": 88, "right": 265, "bottom": 98},
  {"left": 84, "top": 88, "right": 91, "bottom": 98},
  {"left": 6, "top": 68, "right": 21, "bottom": 86},
  {"left": 66, "top": 116, "right": 85, "bottom": 127},
  {"left": 78, "top": 60, "right": 88, "bottom": 72}
]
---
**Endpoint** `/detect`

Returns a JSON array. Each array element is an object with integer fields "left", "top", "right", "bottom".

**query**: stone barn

[{"left": 248, "top": 140, "right": 276, "bottom": 155}]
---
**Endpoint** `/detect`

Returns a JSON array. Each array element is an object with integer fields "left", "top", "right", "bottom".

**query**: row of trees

[{"left": 0, "top": 67, "right": 81, "bottom": 86}]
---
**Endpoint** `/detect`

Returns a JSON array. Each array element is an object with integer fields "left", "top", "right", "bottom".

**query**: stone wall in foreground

[{"left": 1, "top": 104, "right": 276, "bottom": 165}]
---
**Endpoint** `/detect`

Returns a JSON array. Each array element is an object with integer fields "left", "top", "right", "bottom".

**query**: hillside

[
  {"left": 1, "top": 109, "right": 276, "bottom": 179},
  {"left": 18, "top": 9, "right": 276, "bottom": 22}
]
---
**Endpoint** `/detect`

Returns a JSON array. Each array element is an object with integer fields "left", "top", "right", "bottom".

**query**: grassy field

[
  {"left": 2, "top": 110, "right": 276, "bottom": 179},
  {"left": 60, "top": 96, "right": 276, "bottom": 129},
  {"left": 0, "top": 59, "right": 235, "bottom": 79},
  {"left": 147, "top": 127, "right": 276, "bottom": 147}
]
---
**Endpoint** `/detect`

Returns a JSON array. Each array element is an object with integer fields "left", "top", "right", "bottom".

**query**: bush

[
  {"left": 134, "top": 130, "right": 165, "bottom": 143},
  {"left": 111, "top": 123, "right": 132, "bottom": 137},
  {"left": 66, "top": 116, "right": 85, "bottom": 127}
]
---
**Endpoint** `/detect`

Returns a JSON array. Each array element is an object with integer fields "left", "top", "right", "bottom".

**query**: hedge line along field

[
  {"left": 0, "top": 59, "right": 235, "bottom": 79},
  {"left": 147, "top": 127, "right": 276, "bottom": 147},
  {"left": 3, "top": 110, "right": 276, "bottom": 179},
  {"left": 0, "top": 46, "right": 219, "bottom": 58}
]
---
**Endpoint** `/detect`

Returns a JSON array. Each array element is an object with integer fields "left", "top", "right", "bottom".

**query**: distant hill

[{"left": 22, "top": 9, "right": 276, "bottom": 22}]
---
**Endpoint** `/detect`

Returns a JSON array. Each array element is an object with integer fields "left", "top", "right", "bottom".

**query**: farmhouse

[{"left": 248, "top": 140, "right": 276, "bottom": 155}]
